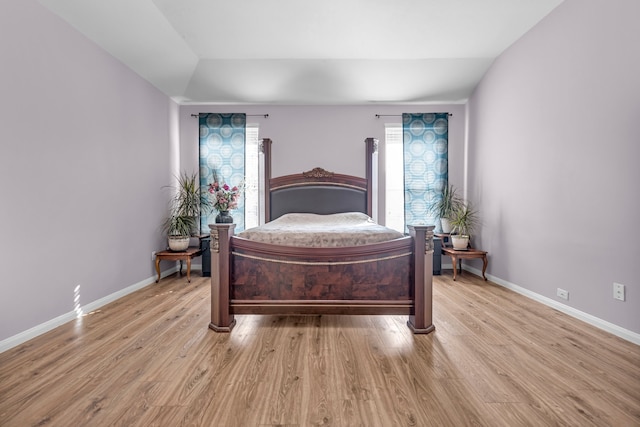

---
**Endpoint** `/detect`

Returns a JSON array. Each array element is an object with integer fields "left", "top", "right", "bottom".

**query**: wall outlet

[
  {"left": 613, "top": 282, "right": 625, "bottom": 301},
  {"left": 557, "top": 288, "right": 569, "bottom": 300},
  {"left": 151, "top": 251, "right": 157, "bottom": 261}
]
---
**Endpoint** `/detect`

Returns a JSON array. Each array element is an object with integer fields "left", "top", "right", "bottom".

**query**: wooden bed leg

[
  {"left": 407, "top": 225, "right": 436, "bottom": 334},
  {"left": 208, "top": 223, "right": 236, "bottom": 332}
]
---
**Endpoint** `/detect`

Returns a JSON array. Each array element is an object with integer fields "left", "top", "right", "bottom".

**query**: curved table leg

[
  {"left": 155, "top": 257, "right": 161, "bottom": 283},
  {"left": 482, "top": 255, "right": 488, "bottom": 280},
  {"left": 451, "top": 255, "right": 458, "bottom": 281},
  {"left": 186, "top": 258, "right": 192, "bottom": 282}
]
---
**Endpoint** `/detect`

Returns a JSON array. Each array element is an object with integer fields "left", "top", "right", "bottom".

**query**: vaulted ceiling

[{"left": 39, "top": 0, "right": 564, "bottom": 105}]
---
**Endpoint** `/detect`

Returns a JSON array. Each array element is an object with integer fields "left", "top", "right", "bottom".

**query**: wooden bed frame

[{"left": 208, "top": 138, "right": 435, "bottom": 334}]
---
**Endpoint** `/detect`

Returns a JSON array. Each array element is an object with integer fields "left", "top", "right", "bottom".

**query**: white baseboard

[
  {"left": 462, "top": 265, "right": 640, "bottom": 346},
  {"left": 0, "top": 266, "right": 179, "bottom": 354}
]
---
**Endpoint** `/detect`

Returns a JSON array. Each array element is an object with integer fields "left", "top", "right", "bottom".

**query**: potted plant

[
  {"left": 164, "top": 172, "right": 212, "bottom": 234},
  {"left": 163, "top": 214, "right": 196, "bottom": 251},
  {"left": 428, "top": 184, "right": 462, "bottom": 233},
  {"left": 172, "top": 172, "right": 212, "bottom": 230},
  {"left": 162, "top": 172, "right": 212, "bottom": 251},
  {"left": 449, "top": 201, "right": 479, "bottom": 250}
]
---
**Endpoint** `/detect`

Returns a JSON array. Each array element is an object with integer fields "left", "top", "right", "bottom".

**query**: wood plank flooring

[{"left": 0, "top": 270, "right": 638, "bottom": 426}]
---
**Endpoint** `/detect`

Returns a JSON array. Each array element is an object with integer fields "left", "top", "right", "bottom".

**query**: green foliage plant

[
  {"left": 449, "top": 201, "right": 479, "bottom": 237},
  {"left": 169, "top": 172, "right": 212, "bottom": 218},
  {"left": 162, "top": 172, "right": 212, "bottom": 237},
  {"left": 163, "top": 214, "right": 196, "bottom": 237},
  {"left": 429, "top": 184, "right": 463, "bottom": 219}
]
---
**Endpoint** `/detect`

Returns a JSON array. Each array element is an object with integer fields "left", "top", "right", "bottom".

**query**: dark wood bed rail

[{"left": 230, "top": 234, "right": 413, "bottom": 261}]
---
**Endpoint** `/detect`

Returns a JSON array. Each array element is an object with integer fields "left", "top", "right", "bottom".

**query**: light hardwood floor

[{"left": 1, "top": 270, "right": 638, "bottom": 426}]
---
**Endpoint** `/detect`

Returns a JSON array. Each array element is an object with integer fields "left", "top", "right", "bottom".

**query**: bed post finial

[{"left": 365, "top": 137, "right": 378, "bottom": 154}]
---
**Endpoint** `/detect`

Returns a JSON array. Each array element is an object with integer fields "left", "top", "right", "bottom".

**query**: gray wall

[
  {"left": 467, "top": 0, "right": 639, "bottom": 333},
  {"left": 0, "top": 0, "right": 173, "bottom": 341}
]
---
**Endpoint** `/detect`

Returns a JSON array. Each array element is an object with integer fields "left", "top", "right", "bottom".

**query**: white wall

[
  {"left": 0, "top": 0, "right": 173, "bottom": 342},
  {"left": 179, "top": 104, "right": 467, "bottom": 223},
  {"left": 467, "top": 0, "right": 640, "bottom": 333}
]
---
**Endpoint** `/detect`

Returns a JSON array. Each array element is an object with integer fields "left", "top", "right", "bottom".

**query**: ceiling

[{"left": 38, "top": 0, "right": 564, "bottom": 105}]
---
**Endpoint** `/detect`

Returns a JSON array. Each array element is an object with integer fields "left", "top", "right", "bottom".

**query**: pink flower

[{"left": 207, "top": 179, "right": 242, "bottom": 212}]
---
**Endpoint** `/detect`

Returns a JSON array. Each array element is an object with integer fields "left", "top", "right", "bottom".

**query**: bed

[{"left": 208, "top": 138, "right": 435, "bottom": 333}]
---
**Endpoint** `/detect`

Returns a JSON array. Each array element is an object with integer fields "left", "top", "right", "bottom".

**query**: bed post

[
  {"left": 208, "top": 223, "right": 236, "bottom": 332},
  {"left": 407, "top": 224, "right": 436, "bottom": 334},
  {"left": 262, "top": 138, "right": 273, "bottom": 223},
  {"left": 364, "top": 138, "right": 377, "bottom": 217}
]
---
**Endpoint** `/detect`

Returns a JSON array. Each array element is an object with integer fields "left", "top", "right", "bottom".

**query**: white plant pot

[
  {"left": 440, "top": 218, "right": 453, "bottom": 233},
  {"left": 168, "top": 236, "right": 190, "bottom": 251},
  {"left": 451, "top": 235, "right": 469, "bottom": 250}
]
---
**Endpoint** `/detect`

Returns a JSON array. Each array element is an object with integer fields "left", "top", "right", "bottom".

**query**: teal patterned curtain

[
  {"left": 199, "top": 113, "right": 247, "bottom": 232},
  {"left": 402, "top": 113, "right": 448, "bottom": 232}
]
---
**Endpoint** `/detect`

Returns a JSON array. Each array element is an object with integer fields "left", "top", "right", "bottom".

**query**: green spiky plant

[
  {"left": 163, "top": 214, "right": 197, "bottom": 237},
  {"left": 170, "top": 172, "right": 212, "bottom": 219},
  {"left": 163, "top": 172, "right": 212, "bottom": 236},
  {"left": 428, "top": 184, "right": 463, "bottom": 233},
  {"left": 428, "top": 184, "right": 462, "bottom": 218},
  {"left": 449, "top": 201, "right": 479, "bottom": 240}
]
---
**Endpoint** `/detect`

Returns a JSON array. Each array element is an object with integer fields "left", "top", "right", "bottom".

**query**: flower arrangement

[{"left": 208, "top": 181, "right": 241, "bottom": 212}]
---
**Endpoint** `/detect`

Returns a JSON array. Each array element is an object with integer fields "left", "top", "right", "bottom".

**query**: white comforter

[{"left": 236, "top": 212, "right": 404, "bottom": 247}]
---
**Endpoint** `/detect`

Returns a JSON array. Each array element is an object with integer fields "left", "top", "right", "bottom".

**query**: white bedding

[{"left": 236, "top": 212, "right": 404, "bottom": 248}]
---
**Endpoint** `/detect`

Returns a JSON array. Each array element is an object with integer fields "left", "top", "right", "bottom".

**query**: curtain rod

[
  {"left": 375, "top": 113, "right": 452, "bottom": 118},
  {"left": 191, "top": 113, "right": 269, "bottom": 118}
]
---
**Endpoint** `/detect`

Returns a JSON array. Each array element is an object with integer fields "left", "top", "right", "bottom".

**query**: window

[
  {"left": 386, "top": 113, "right": 448, "bottom": 233},
  {"left": 198, "top": 113, "right": 260, "bottom": 232},
  {"left": 385, "top": 124, "right": 405, "bottom": 233},
  {"left": 244, "top": 124, "right": 260, "bottom": 229}
]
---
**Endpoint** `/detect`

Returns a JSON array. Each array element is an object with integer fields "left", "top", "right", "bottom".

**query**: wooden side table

[
  {"left": 441, "top": 247, "right": 488, "bottom": 281},
  {"left": 155, "top": 247, "right": 203, "bottom": 283}
]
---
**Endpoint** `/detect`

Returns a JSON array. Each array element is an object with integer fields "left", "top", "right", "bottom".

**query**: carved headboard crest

[{"left": 303, "top": 167, "right": 334, "bottom": 179}]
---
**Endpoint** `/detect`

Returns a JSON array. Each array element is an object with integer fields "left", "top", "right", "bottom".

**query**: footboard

[
  {"left": 209, "top": 224, "right": 435, "bottom": 333},
  {"left": 231, "top": 234, "right": 413, "bottom": 313}
]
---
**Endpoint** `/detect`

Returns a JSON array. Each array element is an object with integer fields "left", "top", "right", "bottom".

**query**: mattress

[{"left": 236, "top": 212, "right": 404, "bottom": 248}]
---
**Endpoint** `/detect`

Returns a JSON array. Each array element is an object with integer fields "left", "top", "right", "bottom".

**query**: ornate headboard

[{"left": 262, "top": 138, "right": 377, "bottom": 222}]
